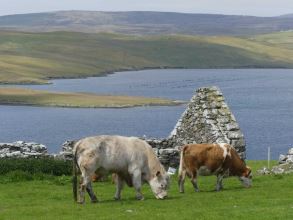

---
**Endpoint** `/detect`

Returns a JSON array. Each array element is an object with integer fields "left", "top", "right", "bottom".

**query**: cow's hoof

[
  {"left": 215, "top": 188, "right": 222, "bottom": 192},
  {"left": 195, "top": 189, "right": 200, "bottom": 192},
  {"left": 179, "top": 191, "right": 184, "bottom": 193},
  {"left": 114, "top": 196, "right": 121, "bottom": 201},
  {"left": 136, "top": 195, "right": 144, "bottom": 200},
  {"left": 77, "top": 201, "right": 85, "bottom": 205},
  {"left": 91, "top": 199, "right": 99, "bottom": 203}
]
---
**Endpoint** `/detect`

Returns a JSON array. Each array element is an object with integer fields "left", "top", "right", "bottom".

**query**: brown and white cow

[
  {"left": 178, "top": 143, "right": 252, "bottom": 193},
  {"left": 72, "top": 135, "right": 170, "bottom": 203}
]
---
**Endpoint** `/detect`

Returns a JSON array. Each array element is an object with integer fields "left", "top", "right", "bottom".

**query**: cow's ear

[{"left": 156, "top": 171, "right": 161, "bottom": 177}]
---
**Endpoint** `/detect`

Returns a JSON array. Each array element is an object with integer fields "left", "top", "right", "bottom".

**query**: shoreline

[
  {"left": 1, "top": 66, "right": 292, "bottom": 86},
  {"left": 0, "top": 100, "right": 185, "bottom": 109}
]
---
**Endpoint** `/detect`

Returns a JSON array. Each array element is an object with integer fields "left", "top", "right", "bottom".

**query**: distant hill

[
  {"left": 279, "top": 13, "right": 293, "bottom": 18},
  {"left": 1, "top": 31, "right": 293, "bottom": 84},
  {"left": 0, "top": 11, "right": 293, "bottom": 35}
]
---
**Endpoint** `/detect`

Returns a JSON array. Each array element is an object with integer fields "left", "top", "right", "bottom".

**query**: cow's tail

[
  {"left": 178, "top": 145, "right": 187, "bottom": 177},
  {"left": 71, "top": 141, "right": 79, "bottom": 202}
]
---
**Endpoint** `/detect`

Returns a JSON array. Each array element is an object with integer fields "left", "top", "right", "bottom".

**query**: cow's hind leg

[
  {"left": 191, "top": 171, "right": 200, "bottom": 192},
  {"left": 216, "top": 174, "right": 224, "bottom": 191},
  {"left": 86, "top": 182, "right": 98, "bottom": 203},
  {"left": 132, "top": 170, "right": 144, "bottom": 200},
  {"left": 79, "top": 168, "right": 98, "bottom": 204},
  {"left": 178, "top": 169, "right": 186, "bottom": 193},
  {"left": 114, "top": 175, "right": 124, "bottom": 200},
  {"left": 78, "top": 175, "right": 87, "bottom": 204}
]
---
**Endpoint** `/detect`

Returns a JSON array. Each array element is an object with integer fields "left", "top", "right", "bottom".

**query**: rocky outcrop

[{"left": 0, "top": 141, "right": 48, "bottom": 158}]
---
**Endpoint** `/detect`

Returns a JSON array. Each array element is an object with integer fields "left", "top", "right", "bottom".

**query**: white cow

[{"left": 72, "top": 135, "right": 170, "bottom": 203}]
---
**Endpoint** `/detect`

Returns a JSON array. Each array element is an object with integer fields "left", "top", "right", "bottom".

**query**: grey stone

[
  {"left": 217, "top": 117, "right": 230, "bottom": 124},
  {"left": 228, "top": 131, "right": 244, "bottom": 139},
  {"left": 271, "top": 167, "right": 285, "bottom": 175},
  {"left": 286, "top": 155, "right": 293, "bottom": 163},
  {"left": 288, "top": 148, "right": 293, "bottom": 155},
  {"left": 6, "top": 151, "right": 22, "bottom": 157},
  {"left": 231, "top": 138, "right": 246, "bottom": 147},
  {"left": 226, "top": 123, "right": 240, "bottom": 131},
  {"left": 257, "top": 167, "right": 271, "bottom": 175},
  {"left": 279, "top": 154, "right": 287, "bottom": 163}
]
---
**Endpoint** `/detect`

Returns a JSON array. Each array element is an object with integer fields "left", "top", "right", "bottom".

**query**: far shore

[
  {"left": 0, "top": 66, "right": 290, "bottom": 86},
  {"left": 0, "top": 87, "right": 184, "bottom": 108}
]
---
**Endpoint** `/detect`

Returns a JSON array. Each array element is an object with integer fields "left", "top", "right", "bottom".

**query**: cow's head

[
  {"left": 149, "top": 171, "right": 170, "bottom": 199},
  {"left": 239, "top": 166, "right": 252, "bottom": 188}
]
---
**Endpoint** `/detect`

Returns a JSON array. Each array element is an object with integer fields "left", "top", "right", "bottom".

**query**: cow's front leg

[
  {"left": 114, "top": 175, "right": 124, "bottom": 200},
  {"left": 178, "top": 170, "right": 186, "bottom": 193},
  {"left": 86, "top": 182, "right": 98, "bottom": 203},
  {"left": 191, "top": 172, "right": 200, "bottom": 192},
  {"left": 132, "top": 170, "right": 144, "bottom": 200},
  {"left": 216, "top": 174, "right": 224, "bottom": 191}
]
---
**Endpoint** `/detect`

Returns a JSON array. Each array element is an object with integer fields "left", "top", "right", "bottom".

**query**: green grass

[
  {"left": 1, "top": 31, "right": 293, "bottom": 84},
  {"left": 0, "top": 160, "right": 292, "bottom": 220},
  {"left": 0, "top": 87, "right": 179, "bottom": 108}
]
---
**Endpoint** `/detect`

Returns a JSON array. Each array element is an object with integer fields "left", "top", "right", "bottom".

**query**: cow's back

[{"left": 74, "top": 135, "right": 159, "bottom": 175}]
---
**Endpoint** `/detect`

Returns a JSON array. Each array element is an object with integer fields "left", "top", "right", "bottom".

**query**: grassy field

[
  {"left": 0, "top": 160, "right": 292, "bottom": 220},
  {"left": 1, "top": 31, "right": 293, "bottom": 84},
  {"left": 0, "top": 87, "right": 179, "bottom": 108}
]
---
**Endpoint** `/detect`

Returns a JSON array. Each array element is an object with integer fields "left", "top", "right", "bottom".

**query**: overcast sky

[{"left": 0, "top": 0, "right": 292, "bottom": 17}]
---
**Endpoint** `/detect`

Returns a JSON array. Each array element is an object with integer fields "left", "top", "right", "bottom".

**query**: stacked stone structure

[{"left": 143, "top": 86, "right": 246, "bottom": 168}]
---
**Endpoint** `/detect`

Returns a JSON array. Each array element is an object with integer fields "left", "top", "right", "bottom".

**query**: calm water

[{"left": 1, "top": 69, "right": 293, "bottom": 160}]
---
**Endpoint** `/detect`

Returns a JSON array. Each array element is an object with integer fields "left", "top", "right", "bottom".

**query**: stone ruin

[
  {"left": 142, "top": 86, "right": 246, "bottom": 168},
  {"left": 257, "top": 148, "right": 293, "bottom": 175},
  {"left": 1, "top": 86, "right": 246, "bottom": 170}
]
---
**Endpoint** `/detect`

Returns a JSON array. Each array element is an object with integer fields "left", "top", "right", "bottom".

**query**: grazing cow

[
  {"left": 72, "top": 135, "right": 170, "bottom": 203},
  {"left": 178, "top": 143, "right": 252, "bottom": 193}
]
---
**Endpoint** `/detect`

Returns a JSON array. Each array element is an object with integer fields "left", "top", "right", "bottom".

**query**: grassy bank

[
  {"left": 1, "top": 31, "right": 293, "bottom": 84},
  {"left": 0, "top": 87, "right": 180, "bottom": 108},
  {"left": 0, "top": 160, "right": 292, "bottom": 220}
]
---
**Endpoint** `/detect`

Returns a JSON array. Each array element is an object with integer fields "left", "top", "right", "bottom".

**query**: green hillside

[{"left": 0, "top": 31, "right": 292, "bottom": 84}]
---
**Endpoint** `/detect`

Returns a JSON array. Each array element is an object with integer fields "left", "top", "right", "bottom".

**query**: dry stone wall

[
  {"left": 257, "top": 147, "right": 293, "bottom": 175},
  {"left": 0, "top": 141, "right": 48, "bottom": 158}
]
